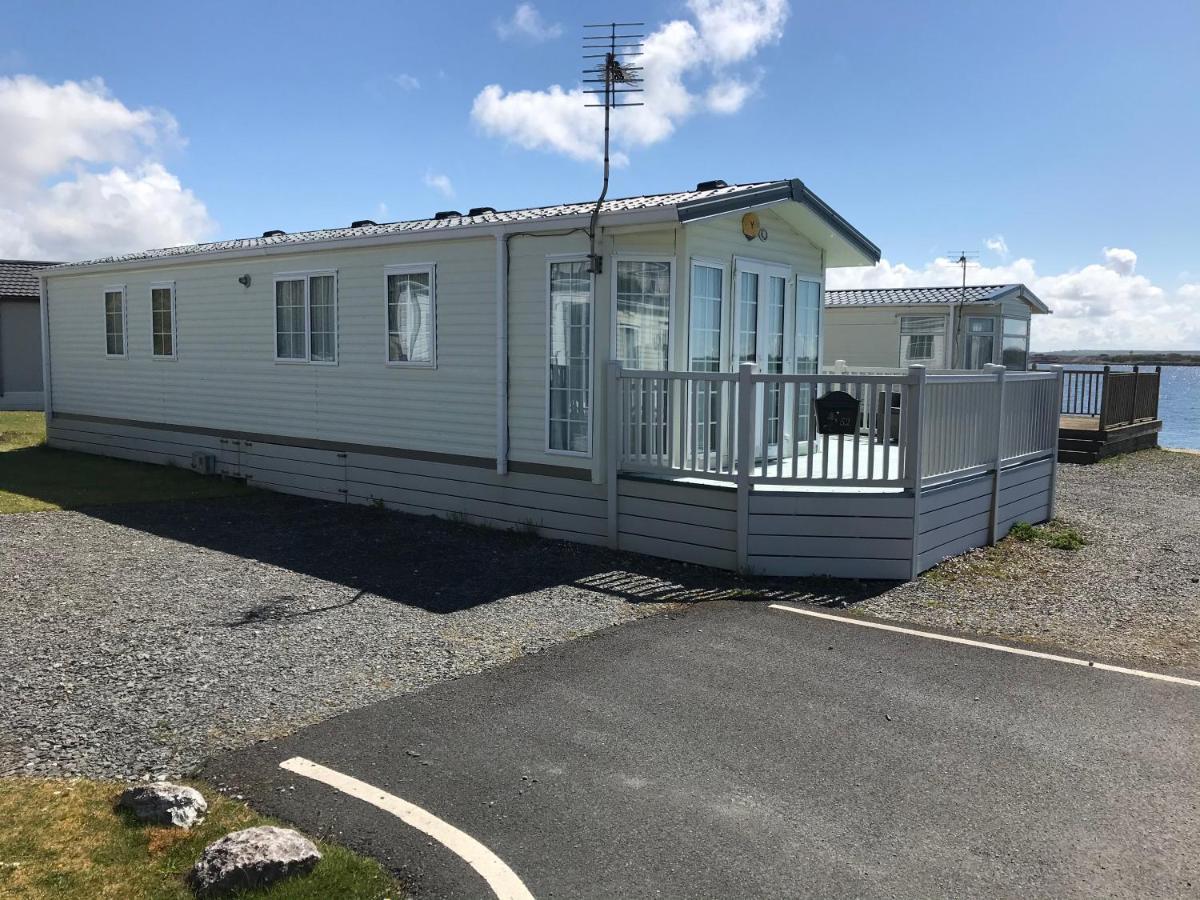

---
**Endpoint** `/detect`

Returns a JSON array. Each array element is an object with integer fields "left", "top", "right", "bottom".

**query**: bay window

[
  {"left": 547, "top": 259, "right": 592, "bottom": 454},
  {"left": 1003, "top": 317, "right": 1030, "bottom": 370},
  {"left": 688, "top": 262, "right": 723, "bottom": 372},
  {"left": 964, "top": 316, "right": 995, "bottom": 369},
  {"left": 615, "top": 259, "right": 671, "bottom": 369}
]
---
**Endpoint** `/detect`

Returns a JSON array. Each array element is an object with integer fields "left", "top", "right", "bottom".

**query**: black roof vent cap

[
  {"left": 695, "top": 179, "right": 728, "bottom": 191},
  {"left": 351, "top": 219, "right": 377, "bottom": 228},
  {"left": 468, "top": 206, "right": 497, "bottom": 217},
  {"left": 434, "top": 210, "right": 463, "bottom": 220},
  {"left": 262, "top": 229, "right": 285, "bottom": 238}
]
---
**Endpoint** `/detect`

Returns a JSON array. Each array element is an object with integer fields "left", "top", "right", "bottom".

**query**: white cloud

[
  {"left": 688, "top": 0, "right": 789, "bottom": 64},
  {"left": 706, "top": 76, "right": 757, "bottom": 114},
  {"left": 473, "top": 0, "right": 789, "bottom": 163},
  {"left": 828, "top": 249, "right": 1200, "bottom": 351},
  {"left": 984, "top": 234, "right": 1009, "bottom": 258},
  {"left": 423, "top": 171, "right": 455, "bottom": 198},
  {"left": 1103, "top": 246, "right": 1137, "bottom": 276},
  {"left": 496, "top": 3, "right": 563, "bottom": 42},
  {"left": 392, "top": 73, "right": 420, "bottom": 91},
  {"left": 0, "top": 75, "right": 213, "bottom": 260}
]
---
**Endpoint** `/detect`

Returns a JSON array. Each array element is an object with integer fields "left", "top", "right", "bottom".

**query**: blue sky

[{"left": 2, "top": 0, "right": 1198, "bottom": 348}]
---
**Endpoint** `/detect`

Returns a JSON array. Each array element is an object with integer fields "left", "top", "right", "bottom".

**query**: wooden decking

[{"left": 1059, "top": 415, "right": 1162, "bottom": 464}]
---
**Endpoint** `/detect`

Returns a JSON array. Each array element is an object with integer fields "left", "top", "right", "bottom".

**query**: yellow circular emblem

[{"left": 741, "top": 212, "right": 760, "bottom": 241}]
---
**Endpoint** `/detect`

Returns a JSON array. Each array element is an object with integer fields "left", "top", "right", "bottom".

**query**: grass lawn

[
  {"left": 0, "top": 778, "right": 401, "bottom": 899},
  {"left": 0, "top": 412, "right": 249, "bottom": 514}
]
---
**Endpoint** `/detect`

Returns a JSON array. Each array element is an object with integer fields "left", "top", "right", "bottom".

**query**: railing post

[
  {"left": 985, "top": 364, "right": 1007, "bottom": 544},
  {"left": 1099, "top": 364, "right": 1112, "bottom": 431},
  {"left": 907, "top": 364, "right": 927, "bottom": 581},
  {"left": 1047, "top": 365, "right": 1064, "bottom": 520},
  {"left": 1151, "top": 365, "right": 1162, "bottom": 420},
  {"left": 735, "top": 362, "right": 757, "bottom": 574},
  {"left": 606, "top": 360, "right": 621, "bottom": 550}
]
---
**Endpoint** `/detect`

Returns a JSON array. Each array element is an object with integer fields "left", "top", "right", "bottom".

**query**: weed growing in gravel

[
  {"left": 1010, "top": 522, "right": 1039, "bottom": 542},
  {"left": 1011, "top": 520, "right": 1088, "bottom": 551},
  {"left": 1046, "top": 527, "right": 1086, "bottom": 551}
]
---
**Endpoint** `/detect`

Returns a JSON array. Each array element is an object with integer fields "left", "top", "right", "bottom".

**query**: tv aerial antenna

[
  {"left": 583, "top": 21, "right": 644, "bottom": 274},
  {"left": 947, "top": 250, "right": 979, "bottom": 367}
]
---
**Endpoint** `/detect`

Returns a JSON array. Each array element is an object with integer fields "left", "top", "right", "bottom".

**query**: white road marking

[
  {"left": 768, "top": 604, "right": 1200, "bottom": 689},
  {"left": 279, "top": 756, "right": 535, "bottom": 900}
]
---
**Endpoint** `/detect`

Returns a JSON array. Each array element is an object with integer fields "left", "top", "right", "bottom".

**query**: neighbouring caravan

[
  {"left": 1, "top": 259, "right": 58, "bottom": 410},
  {"left": 823, "top": 285, "right": 1050, "bottom": 371},
  {"left": 39, "top": 180, "right": 1061, "bottom": 579}
]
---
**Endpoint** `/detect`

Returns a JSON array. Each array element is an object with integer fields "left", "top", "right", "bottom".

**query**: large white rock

[
  {"left": 117, "top": 782, "right": 208, "bottom": 828},
  {"left": 189, "top": 825, "right": 321, "bottom": 896}
]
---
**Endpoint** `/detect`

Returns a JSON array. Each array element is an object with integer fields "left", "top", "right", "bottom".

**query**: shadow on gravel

[{"left": 80, "top": 492, "right": 898, "bottom": 615}]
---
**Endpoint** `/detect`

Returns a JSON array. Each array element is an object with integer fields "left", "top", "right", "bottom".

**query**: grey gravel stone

[
  {"left": 117, "top": 781, "right": 207, "bottom": 827},
  {"left": 859, "top": 449, "right": 1200, "bottom": 674},
  {"left": 0, "top": 492, "right": 840, "bottom": 780},
  {"left": 189, "top": 825, "right": 319, "bottom": 896}
]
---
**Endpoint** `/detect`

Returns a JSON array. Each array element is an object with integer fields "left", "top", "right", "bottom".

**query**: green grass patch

[
  {"left": 1009, "top": 521, "right": 1039, "bottom": 542},
  {"left": 0, "top": 412, "right": 46, "bottom": 452},
  {"left": 1009, "top": 519, "right": 1087, "bottom": 551},
  {"left": 0, "top": 412, "right": 248, "bottom": 514},
  {"left": 0, "top": 777, "right": 401, "bottom": 899}
]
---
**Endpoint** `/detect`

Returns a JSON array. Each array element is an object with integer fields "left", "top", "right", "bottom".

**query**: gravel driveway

[
  {"left": 0, "top": 493, "right": 861, "bottom": 780},
  {"left": 5, "top": 450, "right": 1196, "bottom": 780},
  {"left": 860, "top": 449, "right": 1200, "bottom": 674}
]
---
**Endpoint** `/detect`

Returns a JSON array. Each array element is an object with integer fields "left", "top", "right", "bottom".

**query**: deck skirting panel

[
  {"left": 47, "top": 419, "right": 607, "bottom": 544},
  {"left": 45, "top": 419, "right": 1059, "bottom": 582}
]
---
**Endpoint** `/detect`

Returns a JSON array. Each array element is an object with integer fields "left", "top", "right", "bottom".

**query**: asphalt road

[{"left": 200, "top": 602, "right": 1200, "bottom": 899}]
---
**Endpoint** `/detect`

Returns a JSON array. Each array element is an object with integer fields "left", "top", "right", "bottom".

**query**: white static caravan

[
  {"left": 39, "top": 179, "right": 1062, "bottom": 580},
  {"left": 823, "top": 285, "right": 1050, "bottom": 372}
]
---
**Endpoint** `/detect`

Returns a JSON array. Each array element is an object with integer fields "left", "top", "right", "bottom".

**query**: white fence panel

[{"left": 1002, "top": 373, "right": 1060, "bottom": 462}]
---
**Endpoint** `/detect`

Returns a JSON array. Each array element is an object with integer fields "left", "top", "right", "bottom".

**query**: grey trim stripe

[{"left": 49, "top": 412, "right": 593, "bottom": 481}]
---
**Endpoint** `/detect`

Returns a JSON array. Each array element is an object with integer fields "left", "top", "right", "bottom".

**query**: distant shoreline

[{"left": 1031, "top": 353, "right": 1200, "bottom": 367}]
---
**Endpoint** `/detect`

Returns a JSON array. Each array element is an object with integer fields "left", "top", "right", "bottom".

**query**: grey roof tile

[
  {"left": 825, "top": 285, "right": 1019, "bottom": 307},
  {"left": 0, "top": 259, "right": 60, "bottom": 298},
  {"left": 46, "top": 182, "right": 781, "bottom": 272}
]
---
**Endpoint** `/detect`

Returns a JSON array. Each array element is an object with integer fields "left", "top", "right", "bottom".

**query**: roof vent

[
  {"left": 351, "top": 219, "right": 377, "bottom": 228},
  {"left": 695, "top": 179, "right": 728, "bottom": 191},
  {"left": 262, "top": 229, "right": 285, "bottom": 238},
  {"left": 468, "top": 206, "right": 497, "bottom": 217},
  {"left": 434, "top": 210, "right": 463, "bottom": 220}
]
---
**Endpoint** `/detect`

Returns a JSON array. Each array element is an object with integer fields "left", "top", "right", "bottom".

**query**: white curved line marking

[
  {"left": 769, "top": 604, "right": 1200, "bottom": 688},
  {"left": 279, "top": 756, "right": 534, "bottom": 900}
]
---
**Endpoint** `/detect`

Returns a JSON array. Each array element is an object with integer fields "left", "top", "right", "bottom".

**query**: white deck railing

[{"left": 607, "top": 362, "right": 1063, "bottom": 491}]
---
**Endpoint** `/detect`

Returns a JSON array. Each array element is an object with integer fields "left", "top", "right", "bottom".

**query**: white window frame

[
  {"left": 794, "top": 276, "right": 824, "bottom": 374},
  {"left": 382, "top": 263, "right": 437, "bottom": 368},
  {"left": 610, "top": 253, "right": 675, "bottom": 368},
  {"left": 103, "top": 284, "right": 128, "bottom": 359},
  {"left": 544, "top": 253, "right": 595, "bottom": 457},
  {"left": 273, "top": 269, "right": 338, "bottom": 366},
  {"left": 150, "top": 280, "right": 177, "bottom": 360},
  {"left": 731, "top": 256, "right": 794, "bottom": 373},
  {"left": 899, "top": 314, "right": 948, "bottom": 368},
  {"left": 687, "top": 257, "right": 726, "bottom": 373}
]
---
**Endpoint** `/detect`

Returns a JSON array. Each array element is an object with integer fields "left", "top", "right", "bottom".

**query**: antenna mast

[
  {"left": 947, "top": 250, "right": 978, "bottom": 368},
  {"left": 582, "top": 22, "right": 644, "bottom": 275}
]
